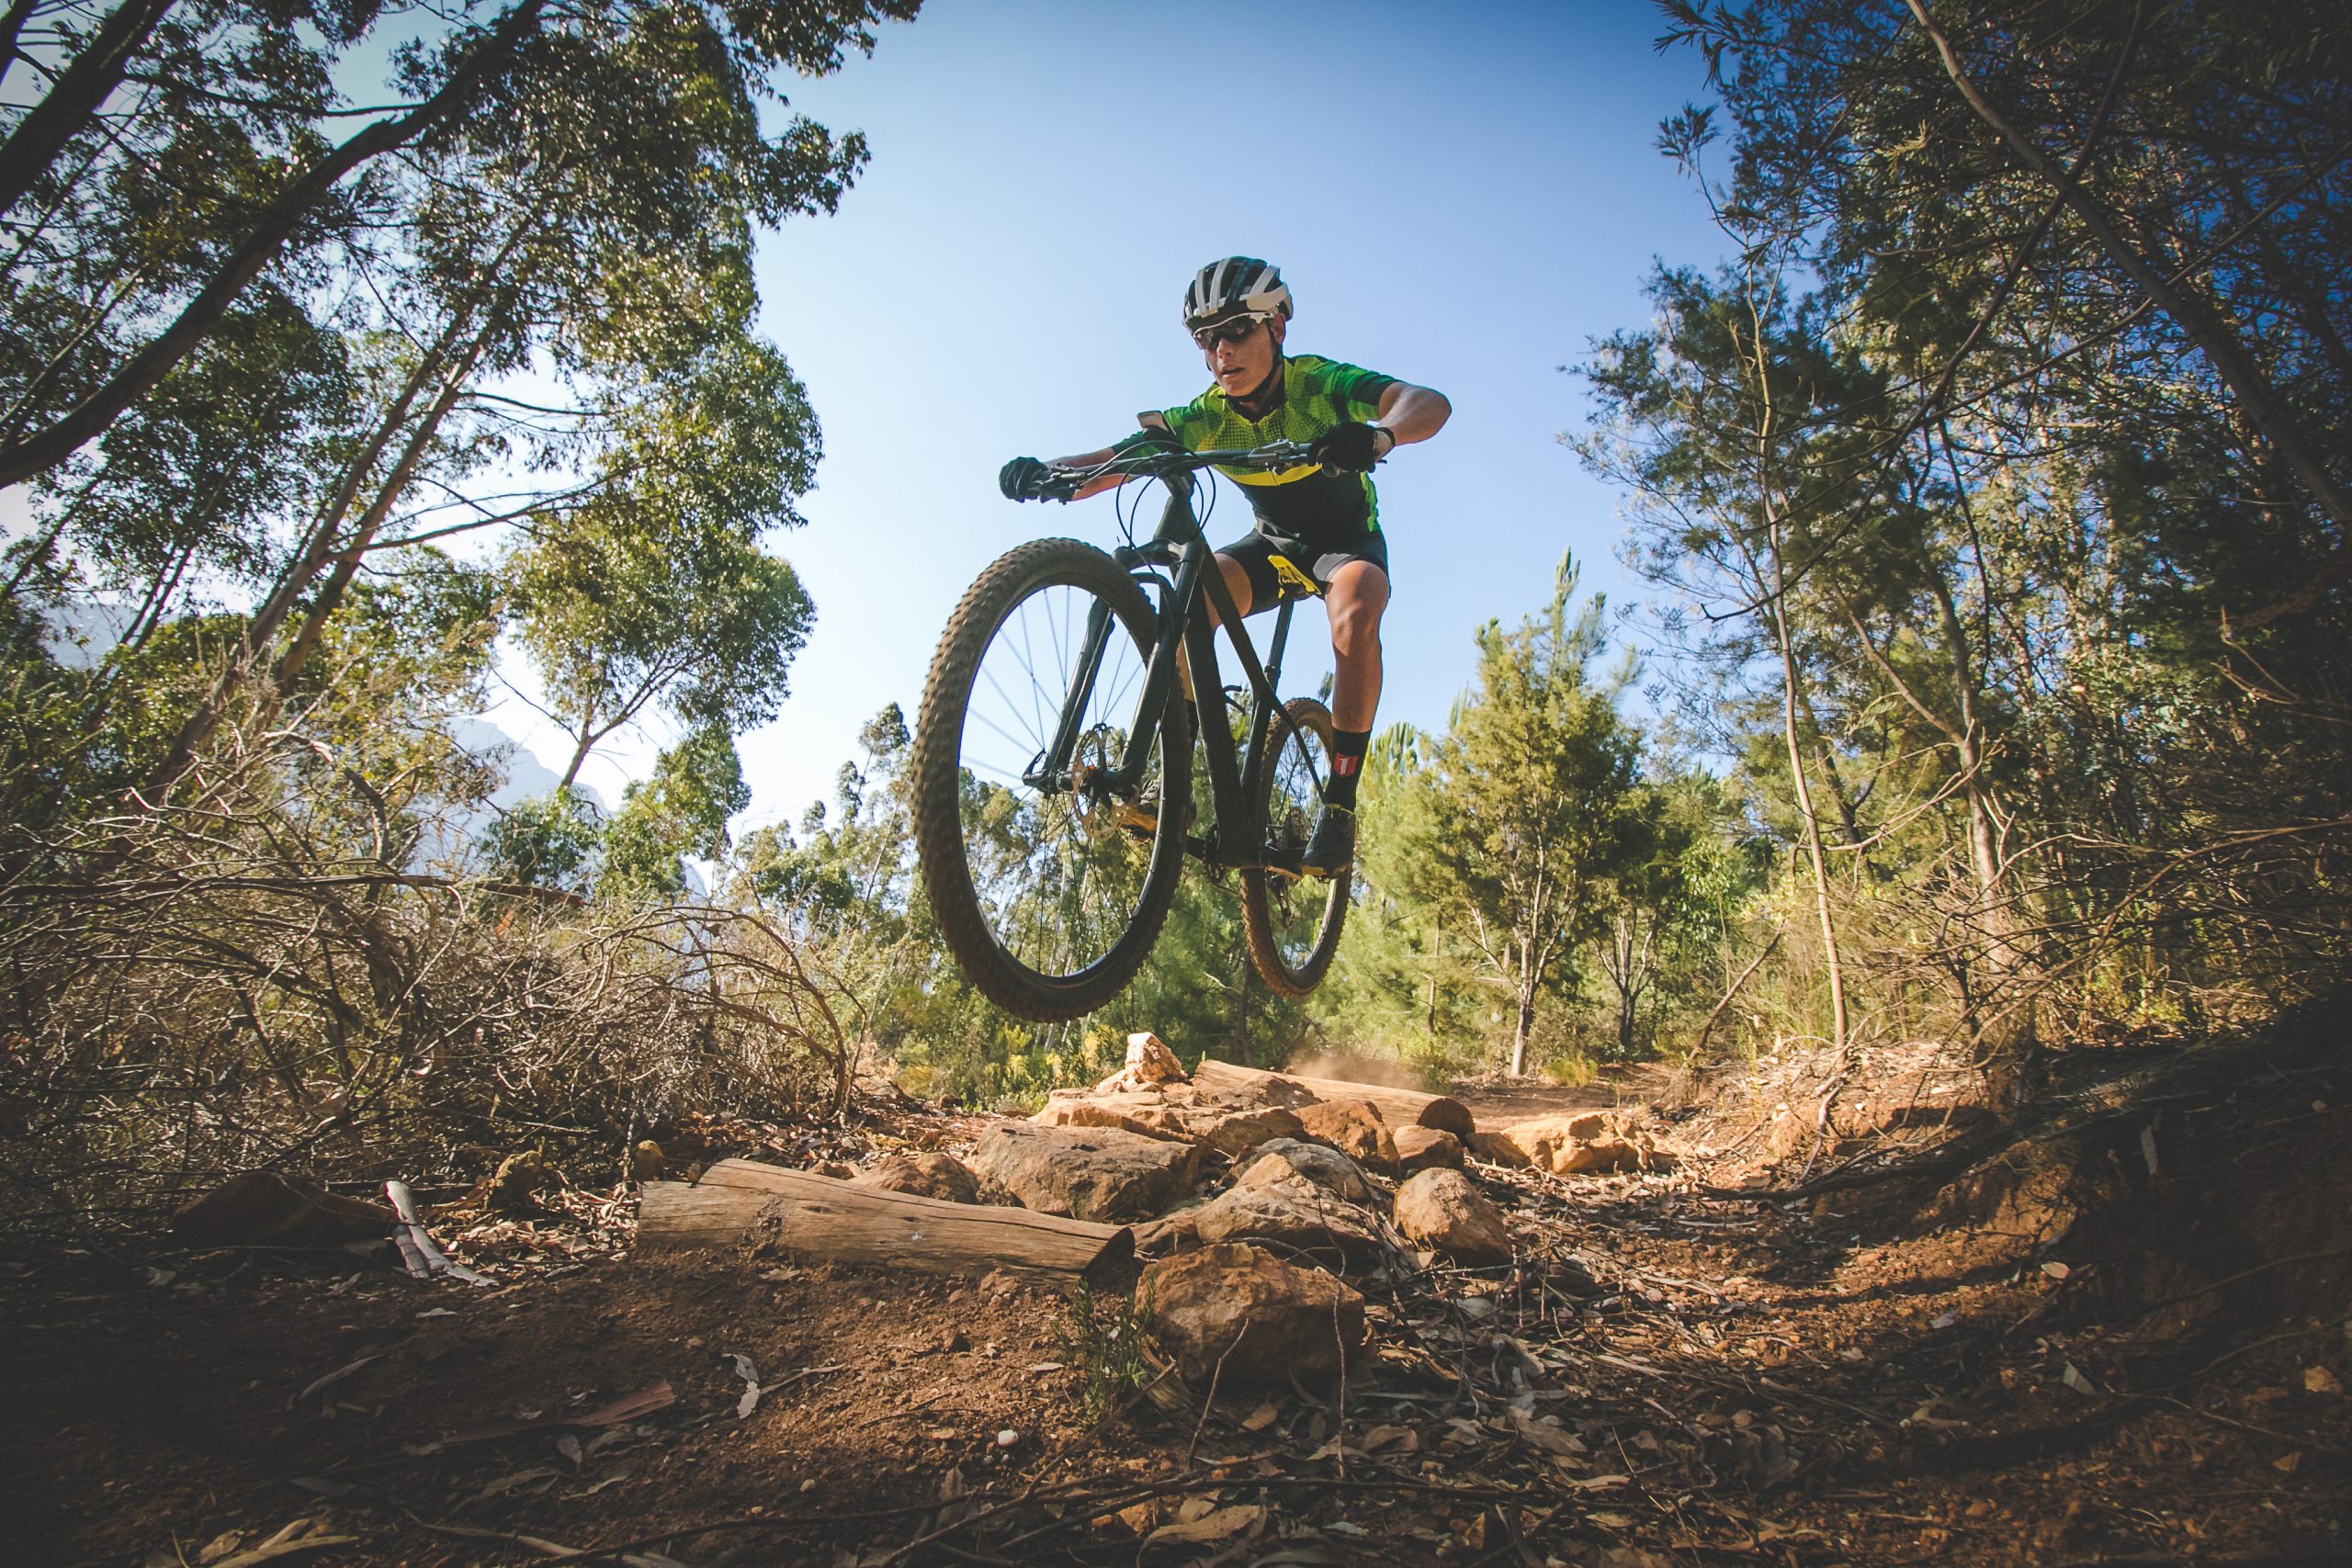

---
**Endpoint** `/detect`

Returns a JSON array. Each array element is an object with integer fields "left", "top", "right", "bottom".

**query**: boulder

[
  {"left": 172, "top": 1171, "right": 393, "bottom": 1247},
  {"left": 1126, "top": 1032, "right": 1188, "bottom": 1082},
  {"left": 1065, "top": 1100, "right": 1193, "bottom": 1142},
  {"left": 1494, "top": 1111, "right": 1660, "bottom": 1176},
  {"left": 1295, "top": 1099, "right": 1397, "bottom": 1171},
  {"left": 1411, "top": 1097, "right": 1479, "bottom": 1142},
  {"left": 1091, "top": 1031, "right": 1190, "bottom": 1096},
  {"left": 1186, "top": 1104, "right": 1306, "bottom": 1156},
  {"left": 967, "top": 1122, "right": 1203, "bottom": 1224},
  {"left": 1137, "top": 1242, "right": 1366, "bottom": 1387},
  {"left": 850, "top": 1152, "right": 980, "bottom": 1205},
  {"left": 1141, "top": 1169, "right": 1384, "bottom": 1269},
  {"left": 1034, "top": 1089, "right": 1160, "bottom": 1123},
  {"left": 1392, "top": 1169, "right": 1514, "bottom": 1264},
  {"left": 1235, "top": 1139, "right": 1374, "bottom": 1202},
  {"left": 1465, "top": 1129, "right": 1531, "bottom": 1168},
  {"left": 1392, "top": 1124, "right": 1464, "bottom": 1173}
]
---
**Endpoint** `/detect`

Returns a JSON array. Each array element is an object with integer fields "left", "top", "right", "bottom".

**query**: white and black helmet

[{"left": 1183, "top": 256, "right": 1292, "bottom": 330}]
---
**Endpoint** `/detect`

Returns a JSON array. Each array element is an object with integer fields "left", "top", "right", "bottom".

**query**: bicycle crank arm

[{"left": 1181, "top": 831, "right": 1301, "bottom": 877}]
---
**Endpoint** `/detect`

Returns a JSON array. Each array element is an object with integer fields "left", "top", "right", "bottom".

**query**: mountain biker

[{"left": 997, "top": 256, "right": 1451, "bottom": 878}]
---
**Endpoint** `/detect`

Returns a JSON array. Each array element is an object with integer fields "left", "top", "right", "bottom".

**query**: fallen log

[
  {"left": 637, "top": 1158, "right": 1135, "bottom": 1290},
  {"left": 1192, "top": 1057, "right": 1480, "bottom": 1137}
]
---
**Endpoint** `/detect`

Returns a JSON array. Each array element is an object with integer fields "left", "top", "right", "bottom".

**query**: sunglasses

[{"left": 1191, "top": 315, "right": 1265, "bottom": 349}]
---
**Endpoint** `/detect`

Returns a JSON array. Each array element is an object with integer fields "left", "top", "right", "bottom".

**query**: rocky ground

[{"left": 4, "top": 1021, "right": 2348, "bottom": 1567}]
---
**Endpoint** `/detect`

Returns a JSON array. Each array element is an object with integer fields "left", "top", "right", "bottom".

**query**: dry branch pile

[{"left": 0, "top": 746, "right": 849, "bottom": 1237}]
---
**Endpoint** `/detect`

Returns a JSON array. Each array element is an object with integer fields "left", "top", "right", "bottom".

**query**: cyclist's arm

[
  {"left": 1040, "top": 446, "right": 1128, "bottom": 501},
  {"left": 1370, "top": 381, "right": 1451, "bottom": 456}
]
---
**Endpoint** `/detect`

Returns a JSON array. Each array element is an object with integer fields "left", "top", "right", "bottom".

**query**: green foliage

[
  {"left": 600, "top": 727, "right": 751, "bottom": 902},
  {"left": 1057, "top": 1280, "right": 1152, "bottom": 1425},
  {"left": 1383, "top": 555, "right": 1657, "bottom": 1072},
  {"left": 479, "top": 788, "right": 605, "bottom": 895}
]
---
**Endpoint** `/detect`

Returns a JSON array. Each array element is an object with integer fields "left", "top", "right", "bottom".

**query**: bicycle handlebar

[{"left": 1047, "top": 439, "right": 1316, "bottom": 491}]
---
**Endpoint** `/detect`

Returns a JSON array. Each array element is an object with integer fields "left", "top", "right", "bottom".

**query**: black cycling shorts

[{"left": 1216, "top": 526, "right": 1389, "bottom": 609}]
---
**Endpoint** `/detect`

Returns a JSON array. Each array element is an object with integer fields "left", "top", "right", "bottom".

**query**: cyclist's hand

[
  {"left": 1306, "top": 422, "right": 1391, "bottom": 473},
  {"left": 999, "top": 457, "right": 1059, "bottom": 502}
]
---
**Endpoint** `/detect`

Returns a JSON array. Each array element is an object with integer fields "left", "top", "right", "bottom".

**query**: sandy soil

[{"left": 6, "top": 1039, "right": 2347, "bottom": 1566}]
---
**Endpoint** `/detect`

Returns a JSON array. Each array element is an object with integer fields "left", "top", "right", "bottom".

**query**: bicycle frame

[{"left": 1020, "top": 463, "right": 1325, "bottom": 875}]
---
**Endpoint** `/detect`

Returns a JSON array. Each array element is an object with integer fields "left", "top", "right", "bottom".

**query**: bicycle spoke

[{"left": 947, "top": 568, "right": 1171, "bottom": 989}]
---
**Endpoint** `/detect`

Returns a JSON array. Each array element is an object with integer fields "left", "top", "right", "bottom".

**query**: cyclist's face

[{"left": 1202, "top": 314, "right": 1283, "bottom": 400}]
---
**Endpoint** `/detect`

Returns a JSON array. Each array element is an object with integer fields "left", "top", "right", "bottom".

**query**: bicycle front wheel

[
  {"left": 1241, "top": 696, "right": 1348, "bottom": 996},
  {"left": 911, "top": 537, "right": 1193, "bottom": 1021}
]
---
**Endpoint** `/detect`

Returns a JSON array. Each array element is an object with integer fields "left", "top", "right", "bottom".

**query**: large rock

[
  {"left": 850, "top": 1152, "right": 980, "bottom": 1205},
  {"left": 1411, "top": 1097, "right": 1478, "bottom": 1142},
  {"left": 173, "top": 1172, "right": 393, "bottom": 1247},
  {"left": 1186, "top": 1104, "right": 1306, "bottom": 1156},
  {"left": 1392, "top": 1168, "right": 1514, "bottom": 1264},
  {"left": 1466, "top": 1128, "right": 1531, "bottom": 1168},
  {"left": 1236, "top": 1139, "right": 1374, "bottom": 1202},
  {"left": 1295, "top": 1099, "right": 1397, "bottom": 1171},
  {"left": 967, "top": 1122, "right": 1202, "bottom": 1224},
  {"left": 1062, "top": 1100, "right": 1193, "bottom": 1142},
  {"left": 1137, "top": 1242, "right": 1366, "bottom": 1387},
  {"left": 1392, "top": 1124, "right": 1464, "bottom": 1173},
  {"left": 1493, "top": 1111, "right": 1660, "bottom": 1176},
  {"left": 1141, "top": 1168, "right": 1384, "bottom": 1269}
]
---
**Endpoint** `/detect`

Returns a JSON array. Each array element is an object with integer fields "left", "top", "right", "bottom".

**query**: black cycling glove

[
  {"left": 1307, "top": 422, "right": 1390, "bottom": 473},
  {"left": 1000, "top": 456, "right": 1058, "bottom": 502}
]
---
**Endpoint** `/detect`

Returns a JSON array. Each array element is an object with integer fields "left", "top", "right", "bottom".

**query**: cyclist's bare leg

[
  {"left": 1204, "top": 552, "right": 1256, "bottom": 627},
  {"left": 1325, "top": 558, "right": 1388, "bottom": 733}
]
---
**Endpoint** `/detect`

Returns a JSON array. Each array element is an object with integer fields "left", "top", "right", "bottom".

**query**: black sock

[{"left": 1326, "top": 728, "right": 1371, "bottom": 809}]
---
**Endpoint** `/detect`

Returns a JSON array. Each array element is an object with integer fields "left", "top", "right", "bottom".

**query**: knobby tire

[
  {"left": 911, "top": 537, "right": 1193, "bottom": 1021},
  {"left": 1240, "top": 696, "right": 1348, "bottom": 997}
]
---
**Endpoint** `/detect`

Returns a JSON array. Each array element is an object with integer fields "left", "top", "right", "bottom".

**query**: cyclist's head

[
  {"left": 1185, "top": 256, "right": 1290, "bottom": 400},
  {"left": 1182, "top": 256, "right": 1291, "bottom": 335}
]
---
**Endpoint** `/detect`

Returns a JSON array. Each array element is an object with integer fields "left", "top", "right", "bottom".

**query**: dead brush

[{"left": 0, "top": 732, "right": 850, "bottom": 1238}]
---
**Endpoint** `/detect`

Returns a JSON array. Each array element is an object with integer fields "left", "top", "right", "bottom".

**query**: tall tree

[{"left": 1399, "top": 556, "right": 1654, "bottom": 1075}]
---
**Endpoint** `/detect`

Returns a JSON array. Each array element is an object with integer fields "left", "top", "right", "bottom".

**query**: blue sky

[{"left": 554, "top": 0, "right": 1735, "bottom": 835}]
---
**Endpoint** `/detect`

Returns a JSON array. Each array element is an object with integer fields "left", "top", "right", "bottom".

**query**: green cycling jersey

[{"left": 1117, "top": 354, "right": 1398, "bottom": 542}]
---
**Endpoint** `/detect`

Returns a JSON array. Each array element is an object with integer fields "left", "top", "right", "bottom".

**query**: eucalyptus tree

[
  {"left": 4, "top": 0, "right": 909, "bottom": 803},
  {"left": 598, "top": 722, "right": 749, "bottom": 900},
  {"left": 0, "top": 0, "right": 916, "bottom": 493}
]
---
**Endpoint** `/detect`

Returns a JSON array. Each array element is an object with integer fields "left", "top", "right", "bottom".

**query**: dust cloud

[{"left": 1286, "top": 1052, "right": 1431, "bottom": 1090}]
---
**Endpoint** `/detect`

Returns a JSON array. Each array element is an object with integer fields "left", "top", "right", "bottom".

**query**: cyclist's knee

[{"left": 1326, "top": 565, "right": 1387, "bottom": 651}]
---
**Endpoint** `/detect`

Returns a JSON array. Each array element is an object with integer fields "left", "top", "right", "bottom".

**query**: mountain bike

[{"left": 910, "top": 435, "right": 1351, "bottom": 1022}]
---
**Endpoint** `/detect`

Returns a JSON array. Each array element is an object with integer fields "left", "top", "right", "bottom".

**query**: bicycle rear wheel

[
  {"left": 912, "top": 537, "right": 1193, "bottom": 1021},
  {"left": 1241, "top": 696, "right": 1348, "bottom": 996}
]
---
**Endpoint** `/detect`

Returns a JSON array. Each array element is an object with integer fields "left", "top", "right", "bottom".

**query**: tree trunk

[
  {"left": 1904, "top": 0, "right": 2352, "bottom": 625},
  {"left": 558, "top": 720, "right": 598, "bottom": 791},
  {"left": 1511, "top": 941, "right": 1535, "bottom": 1077},
  {"left": 268, "top": 351, "right": 484, "bottom": 691},
  {"left": 637, "top": 1159, "right": 1136, "bottom": 1291},
  {"left": 1771, "top": 552, "right": 1849, "bottom": 1054},
  {"left": 0, "top": 0, "right": 547, "bottom": 491},
  {"left": 0, "top": 0, "right": 175, "bottom": 219}
]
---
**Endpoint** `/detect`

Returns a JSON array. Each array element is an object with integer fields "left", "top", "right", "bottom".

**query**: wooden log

[
  {"left": 637, "top": 1158, "right": 1135, "bottom": 1290},
  {"left": 1192, "top": 1057, "right": 1481, "bottom": 1137}
]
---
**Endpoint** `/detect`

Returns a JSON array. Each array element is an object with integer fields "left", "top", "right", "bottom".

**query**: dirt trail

[{"left": 5, "top": 1041, "right": 2346, "bottom": 1566}]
